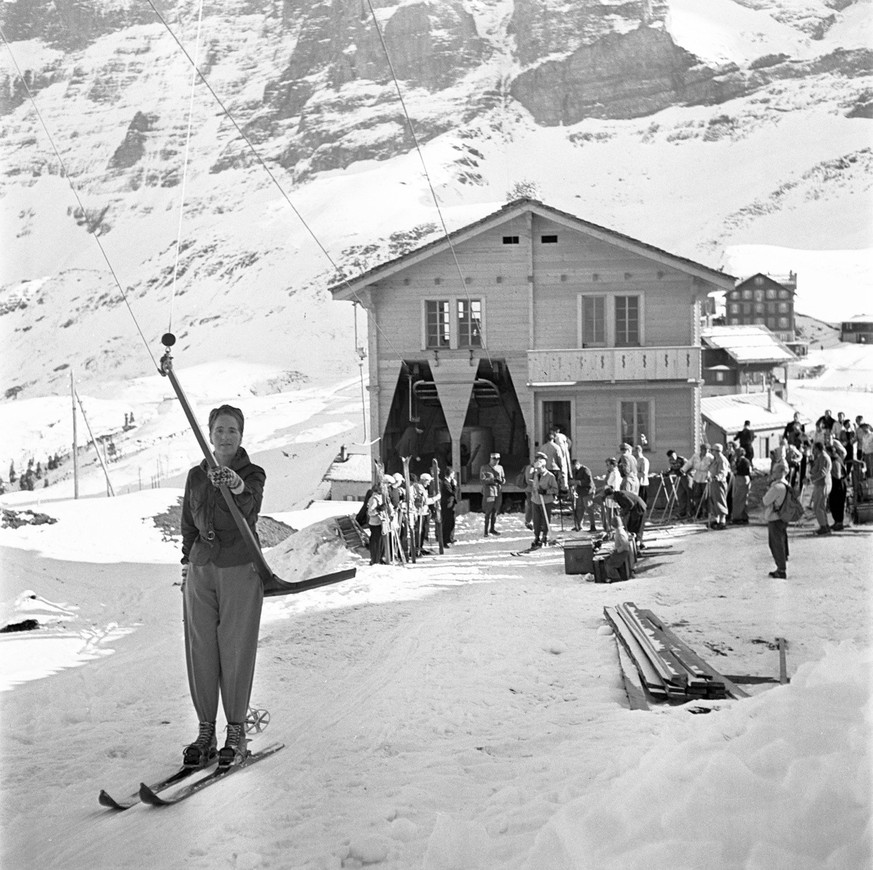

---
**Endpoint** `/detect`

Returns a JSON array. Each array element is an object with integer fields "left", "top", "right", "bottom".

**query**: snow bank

[
  {"left": 0, "top": 489, "right": 180, "bottom": 562},
  {"left": 265, "top": 516, "right": 357, "bottom": 584},
  {"left": 0, "top": 591, "right": 135, "bottom": 691},
  {"left": 526, "top": 642, "right": 872, "bottom": 870}
]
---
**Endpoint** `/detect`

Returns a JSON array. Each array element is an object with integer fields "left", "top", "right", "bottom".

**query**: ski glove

[
  {"left": 208, "top": 466, "right": 245, "bottom": 494},
  {"left": 180, "top": 563, "right": 189, "bottom": 591}
]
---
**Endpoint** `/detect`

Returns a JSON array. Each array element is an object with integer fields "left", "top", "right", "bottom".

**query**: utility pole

[{"left": 75, "top": 390, "right": 115, "bottom": 497}]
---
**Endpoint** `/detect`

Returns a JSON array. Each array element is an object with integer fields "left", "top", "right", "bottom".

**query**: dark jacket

[
  {"left": 572, "top": 464, "right": 595, "bottom": 495},
  {"left": 611, "top": 489, "right": 647, "bottom": 515},
  {"left": 181, "top": 447, "right": 265, "bottom": 567},
  {"left": 440, "top": 475, "right": 459, "bottom": 511},
  {"left": 735, "top": 456, "right": 752, "bottom": 477}
]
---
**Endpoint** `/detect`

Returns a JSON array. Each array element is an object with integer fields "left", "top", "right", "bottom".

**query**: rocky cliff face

[{"left": 1, "top": 0, "right": 864, "bottom": 176}]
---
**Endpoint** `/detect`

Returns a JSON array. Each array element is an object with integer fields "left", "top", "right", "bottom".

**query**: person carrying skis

[
  {"left": 527, "top": 452, "right": 559, "bottom": 548},
  {"left": 180, "top": 404, "right": 265, "bottom": 770}
]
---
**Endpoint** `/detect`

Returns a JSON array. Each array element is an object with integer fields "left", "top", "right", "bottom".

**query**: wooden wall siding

[
  {"left": 367, "top": 215, "right": 701, "bottom": 362},
  {"left": 529, "top": 216, "right": 696, "bottom": 349},
  {"left": 368, "top": 232, "right": 533, "bottom": 357},
  {"left": 528, "top": 347, "right": 700, "bottom": 383},
  {"left": 564, "top": 384, "right": 695, "bottom": 465}
]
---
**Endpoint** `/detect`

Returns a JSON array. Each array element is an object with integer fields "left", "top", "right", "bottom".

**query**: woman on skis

[{"left": 180, "top": 404, "right": 265, "bottom": 769}]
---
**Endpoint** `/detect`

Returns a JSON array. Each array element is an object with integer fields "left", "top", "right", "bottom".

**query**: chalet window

[
  {"left": 766, "top": 288, "right": 776, "bottom": 299},
  {"left": 755, "top": 316, "right": 766, "bottom": 325},
  {"left": 715, "top": 371, "right": 725, "bottom": 383},
  {"left": 541, "top": 234, "right": 558, "bottom": 244},
  {"left": 779, "top": 289, "right": 790, "bottom": 299},
  {"left": 754, "top": 276, "right": 764, "bottom": 286},
  {"left": 425, "top": 300, "right": 450, "bottom": 348},
  {"left": 743, "top": 303, "right": 752, "bottom": 315},
  {"left": 502, "top": 236, "right": 519, "bottom": 245},
  {"left": 755, "top": 303, "right": 764, "bottom": 313},
  {"left": 779, "top": 316, "right": 789, "bottom": 328},
  {"left": 615, "top": 295, "right": 640, "bottom": 347},
  {"left": 457, "top": 298, "right": 482, "bottom": 348},
  {"left": 778, "top": 302, "right": 788, "bottom": 313},
  {"left": 620, "top": 401, "right": 651, "bottom": 449},
  {"left": 581, "top": 295, "right": 606, "bottom": 346},
  {"left": 754, "top": 290, "right": 765, "bottom": 302},
  {"left": 730, "top": 303, "right": 740, "bottom": 314}
]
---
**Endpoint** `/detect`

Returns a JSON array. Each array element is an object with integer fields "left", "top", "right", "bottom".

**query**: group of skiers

[
  {"left": 513, "top": 433, "right": 649, "bottom": 552},
  {"left": 361, "top": 465, "right": 460, "bottom": 565},
  {"left": 791, "top": 408, "right": 872, "bottom": 535}
]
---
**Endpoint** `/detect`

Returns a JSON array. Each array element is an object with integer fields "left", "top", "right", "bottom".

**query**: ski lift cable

[
  {"left": 143, "top": 0, "right": 412, "bottom": 375},
  {"left": 0, "top": 27, "right": 162, "bottom": 373},
  {"left": 364, "top": 0, "right": 493, "bottom": 368},
  {"left": 167, "top": 0, "right": 206, "bottom": 336}
]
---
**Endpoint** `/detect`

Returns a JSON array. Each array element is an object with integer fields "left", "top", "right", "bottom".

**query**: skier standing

[
  {"left": 180, "top": 404, "right": 265, "bottom": 770},
  {"left": 527, "top": 453, "right": 559, "bottom": 548}
]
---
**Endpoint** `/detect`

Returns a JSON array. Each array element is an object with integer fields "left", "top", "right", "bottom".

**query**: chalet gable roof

[
  {"left": 732, "top": 272, "right": 796, "bottom": 295},
  {"left": 702, "top": 325, "right": 795, "bottom": 365},
  {"left": 329, "top": 199, "right": 735, "bottom": 301}
]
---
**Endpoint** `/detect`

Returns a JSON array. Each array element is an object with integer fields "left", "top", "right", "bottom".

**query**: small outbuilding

[
  {"left": 324, "top": 451, "right": 372, "bottom": 502},
  {"left": 701, "top": 393, "right": 810, "bottom": 463},
  {"left": 701, "top": 325, "right": 795, "bottom": 396}
]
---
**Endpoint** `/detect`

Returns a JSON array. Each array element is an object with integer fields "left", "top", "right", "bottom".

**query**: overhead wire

[
  {"left": 142, "top": 0, "right": 411, "bottom": 374},
  {"left": 363, "top": 0, "right": 493, "bottom": 368},
  {"left": 0, "top": 25, "right": 162, "bottom": 374},
  {"left": 167, "top": 0, "right": 206, "bottom": 336}
]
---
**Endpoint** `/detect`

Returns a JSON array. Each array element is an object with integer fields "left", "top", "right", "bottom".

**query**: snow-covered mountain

[{"left": 1, "top": 0, "right": 871, "bottom": 400}]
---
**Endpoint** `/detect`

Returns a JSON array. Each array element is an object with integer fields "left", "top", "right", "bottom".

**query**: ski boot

[
  {"left": 217, "top": 722, "right": 248, "bottom": 769},
  {"left": 183, "top": 721, "right": 217, "bottom": 769}
]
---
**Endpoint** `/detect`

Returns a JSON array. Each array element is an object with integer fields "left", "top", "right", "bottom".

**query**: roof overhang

[{"left": 330, "top": 199, "right": 736, "bottom": 302}]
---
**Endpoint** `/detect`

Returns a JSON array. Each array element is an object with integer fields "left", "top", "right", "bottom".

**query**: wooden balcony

[{"left": 527, "top": 346, "right": 701, "bottom": 384}]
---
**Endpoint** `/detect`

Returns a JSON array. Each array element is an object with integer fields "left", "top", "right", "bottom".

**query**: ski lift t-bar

[
  {"left": 159, "top": 333, "right": 220, "bottom": 469},
  {"left": 158, "top": 332, "right": 273, "bottom": 583},
  {"left": 157, "top": 334, "right": 357, "bottom": 597}
]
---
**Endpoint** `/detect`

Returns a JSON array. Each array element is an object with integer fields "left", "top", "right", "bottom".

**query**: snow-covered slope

[
  {"left": 1, "top": 348, "right": 871, "bottom": 868},
  {"left": 0, "top": 0, "right": 871, "bottom": 404}
]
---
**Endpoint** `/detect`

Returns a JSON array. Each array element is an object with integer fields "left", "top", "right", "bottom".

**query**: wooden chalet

[{"left": 329, "top": 199, "right": 735, "bottom": 502}]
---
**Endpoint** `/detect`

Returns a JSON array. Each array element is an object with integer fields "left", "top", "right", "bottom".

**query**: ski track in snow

[{"left": 1, "top": 507, "right": 870, "bottom": 869}]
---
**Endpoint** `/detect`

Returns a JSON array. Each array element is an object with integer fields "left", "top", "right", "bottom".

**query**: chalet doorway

[{"left": 542, "top": 400, "right": 572, "bottom": 446}]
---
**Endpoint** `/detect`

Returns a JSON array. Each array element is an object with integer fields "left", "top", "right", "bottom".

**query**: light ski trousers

[{"left": 184, "top": 562, "right": 263, "bottom": 725}]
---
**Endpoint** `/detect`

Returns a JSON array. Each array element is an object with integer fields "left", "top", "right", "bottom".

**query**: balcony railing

[{"left": 527, "top": 346, "right": 701, "bottom": 384}]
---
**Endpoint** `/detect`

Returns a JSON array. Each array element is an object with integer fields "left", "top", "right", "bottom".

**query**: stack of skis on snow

[{"left": 603, "top": 602, "right": 749, "bottom": 703}]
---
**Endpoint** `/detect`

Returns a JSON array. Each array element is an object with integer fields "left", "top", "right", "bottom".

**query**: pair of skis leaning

[{"left": 99, "top": 741, "right": 285, "bottom": 809}]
